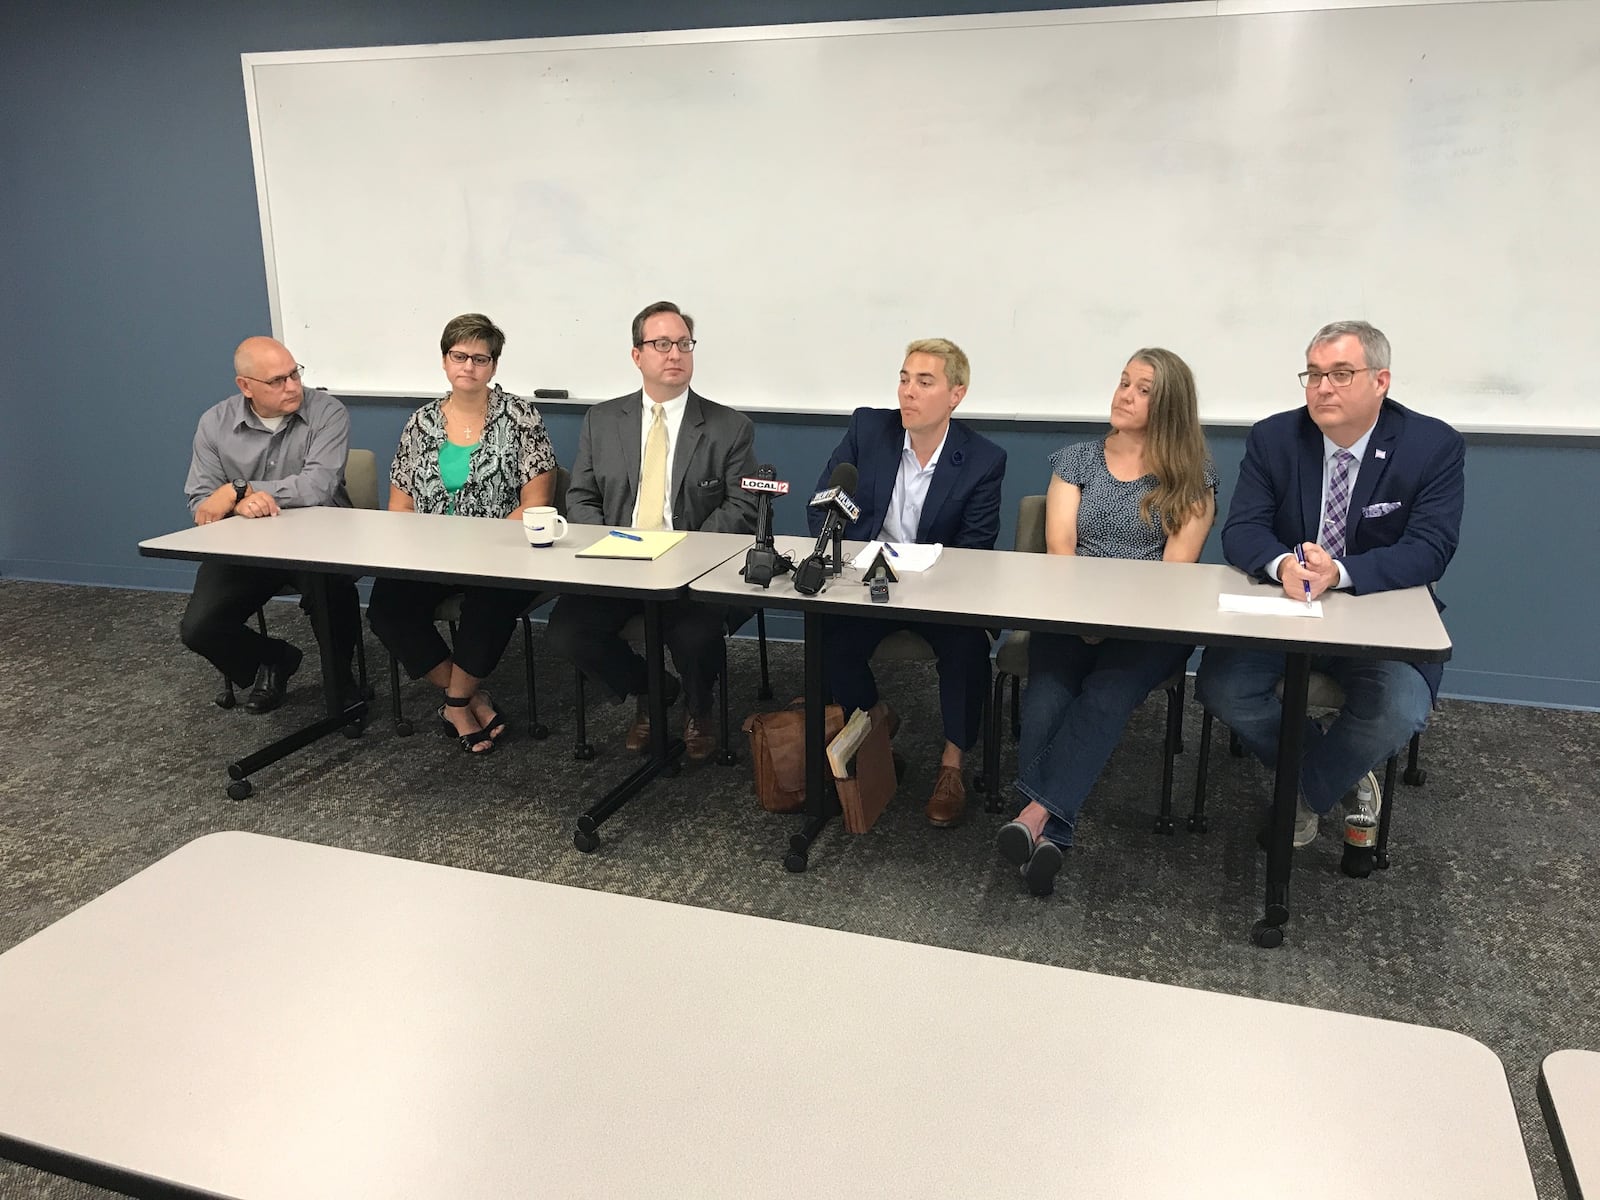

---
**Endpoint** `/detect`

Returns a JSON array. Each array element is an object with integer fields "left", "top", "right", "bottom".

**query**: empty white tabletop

[
  {"left": 0, "top": 833, "right": 1531, "bottom": 1199},
  {"left": 1541, "top": 1048, "right": 1600, "bottom": 1198}
]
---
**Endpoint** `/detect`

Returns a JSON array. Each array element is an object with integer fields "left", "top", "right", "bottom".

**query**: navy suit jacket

[
  {"left": 1221, "top": 396, "right": 1465, "bottom": 697},
  {"left": 807, "top": 408, "right": 1006, "bottom": 549}
]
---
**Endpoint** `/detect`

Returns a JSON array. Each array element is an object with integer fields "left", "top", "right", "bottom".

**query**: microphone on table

[
  {"left": 739, "top": 465, "right": 793, "bottom": 588},
  {"left": 793, "top": 463, "right": 860, "bottom": 596}
]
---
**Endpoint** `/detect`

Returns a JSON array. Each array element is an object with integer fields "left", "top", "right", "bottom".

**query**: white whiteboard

[{"left": 243, "top": 0, "right": 1600, "bottom": 432}]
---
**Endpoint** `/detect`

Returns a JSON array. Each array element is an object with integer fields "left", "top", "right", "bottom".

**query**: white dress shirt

[
  {"left": 631, "top": 389, "right": 689, "bottom": 528},
  {"left": 880, "top": 427, "right": 949, "bottom": 543}
]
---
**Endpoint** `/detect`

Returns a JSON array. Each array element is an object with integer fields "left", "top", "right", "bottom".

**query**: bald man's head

[{"left": 233, "top": 337, "right": 304, "bottom": 419}]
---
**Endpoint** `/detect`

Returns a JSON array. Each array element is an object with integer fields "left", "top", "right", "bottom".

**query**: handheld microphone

[
  {"left": 740, "top": 465, "right": 793, "bottom": 588},
  {"left": 794, "top": 463, "right": 859, "bottom": 595}
]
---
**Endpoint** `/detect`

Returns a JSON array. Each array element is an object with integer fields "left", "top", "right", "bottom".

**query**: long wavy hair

[{"left": 1125, "top": 347, "right": 1211, "bottom": 536}]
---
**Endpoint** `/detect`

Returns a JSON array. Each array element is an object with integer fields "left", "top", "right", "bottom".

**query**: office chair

[
  {"left": 214, "top": 448, "right": 376, "bottom": 710},
  {"left": 975, "top": 494, "right": 1186, "bottom": 828}
]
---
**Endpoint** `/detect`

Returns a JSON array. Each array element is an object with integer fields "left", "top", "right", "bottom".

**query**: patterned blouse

[
  {"left": 390, "top": 385, "right": 557, "bottom": 518},
  {"left": 1050, "top": 438, "right": 1217, "bottom": 561}
]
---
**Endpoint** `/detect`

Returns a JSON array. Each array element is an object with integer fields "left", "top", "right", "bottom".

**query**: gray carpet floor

[{"left": 1, "top": 578, "right": 1595, "bottom": 1199}]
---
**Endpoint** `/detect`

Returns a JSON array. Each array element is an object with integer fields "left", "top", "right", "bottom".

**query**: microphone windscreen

[
  {"left": 757, "top": 463, "right": 776, "bottom": 480},
  {"left": 827, "top": 462, "right": 858, "bottom": 495}
]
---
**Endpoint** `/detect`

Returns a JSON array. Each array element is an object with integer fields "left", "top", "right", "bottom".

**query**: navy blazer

[
  {"left": 1221, "top": 396, "right": 1465, "bottom": 697},
  {"left": 807, "top": 408, "right": 1007, "bottom": 549}
]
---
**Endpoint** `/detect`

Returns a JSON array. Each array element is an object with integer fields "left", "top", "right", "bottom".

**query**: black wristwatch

[{"left": 232, "top": 478, "right": 248, "bottom": 503}]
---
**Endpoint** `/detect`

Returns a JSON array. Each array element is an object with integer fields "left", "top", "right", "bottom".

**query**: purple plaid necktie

[{"left": 1319, "top": 449, "right": 1356, "bottom": 557}]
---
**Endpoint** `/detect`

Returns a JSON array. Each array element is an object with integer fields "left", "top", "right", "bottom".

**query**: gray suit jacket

[{"left": 565, "top": 389, "right": 759, "bottom": 534}]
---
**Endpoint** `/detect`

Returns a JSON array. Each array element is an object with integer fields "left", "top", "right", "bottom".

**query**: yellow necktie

[{"left": 637, "top": 404, "right": 668, "bottom": 530}]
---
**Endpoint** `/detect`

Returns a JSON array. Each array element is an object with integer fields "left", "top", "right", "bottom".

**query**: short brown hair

[
  {"left": 440, "top": 313, "right": 506, "bottom": 360},
  {"left": 632, "top": 300, "right": 695, "bottom": 347},
  {"left": 904, "top": 338, "right": 970, "bottom": 390}
]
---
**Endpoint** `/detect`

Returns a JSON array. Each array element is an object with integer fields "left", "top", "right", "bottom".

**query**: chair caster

[
  {"left": 1376, "top": 851, "right": 1391, "bottom": 870},
  {"left": 394, "top": 719, "right": 413, "bottom": 738},
  {"left": 1404, "top": 767, "right": 1427, "bottom": 786},
  {"left": 573, "top": 743, "right": 595, "bottom": 761},
  {"left": 214, "top": 691, "right": 237, "bottom": 710},
  {"left": 529, "top": 722, "right": 549, "bottom": 740},
  {"left": 783, "top": 850, "right": 808, "bottom": 873},
  {"left": 573, "top": 829, "right": 599, "bottom": 854},
  {"left": 984, "top": 796, "right": 1007, "bottom": 815},
  {"left": 341, "top": 718, "right": 365, "bottom": 740},
  {"left": 973, "top": 775, "right": 988, "bottom": 794},
  {"left": 1187, "top": 814, "right": 1209, "bottom": 834},
  {"left": 716, "top": 749, "right": 737, "bottom": 767},
  {"left": 226, "top": 779, "right": 254, "bottom": 802},
  {"left": 1152, "top": 816, "right": 1175, "bottom": 835},
  {"left": 1250, "top": 920, "right": 1284, "bottom": 949}
]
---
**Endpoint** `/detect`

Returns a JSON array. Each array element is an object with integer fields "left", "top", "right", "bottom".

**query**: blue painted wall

[{"left": 1, "top": 2, "right": 1595, "bottom": 708}]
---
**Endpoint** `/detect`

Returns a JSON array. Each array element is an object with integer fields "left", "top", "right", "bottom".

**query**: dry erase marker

[
  {"left": 610, "top": 529, "right": 644, "bottom": 542},
  {"left": 1293, "top": 544, "right": 1313, "bottom": 606}
]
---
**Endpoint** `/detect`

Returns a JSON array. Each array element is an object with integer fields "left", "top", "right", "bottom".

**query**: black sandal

[
  {"left": 477, "top": 691, "right": 508, "bottom": 742},
  {"left": 440, "top": 694, "right": 495, "bottom": 754}
]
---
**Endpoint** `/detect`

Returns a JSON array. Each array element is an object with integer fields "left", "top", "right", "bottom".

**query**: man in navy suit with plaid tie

[{"left": 1196, "top": 321, "right": 1465, "bottom": 848}]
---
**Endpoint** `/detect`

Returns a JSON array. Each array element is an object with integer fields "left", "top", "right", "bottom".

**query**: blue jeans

[
  {"left": 1013, "top": 633, "right": 1192, "bottom": 848},
  {"left": 1194, "top": 647, "right": 1433, "bottom": 814}
]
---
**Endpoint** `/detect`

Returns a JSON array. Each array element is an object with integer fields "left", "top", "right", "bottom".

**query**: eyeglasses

[
  {"left": 1298, "top": 367, "right": 1377, "bottom": 388},
  {"left": 241, "top": 365, "right": 305, "bottom": 389},
  {"left": 446, "top": 350, "right": 494, "bottom": 367},
  {"left": 638, "top": 337, "right": 697, "bottom": 354}
]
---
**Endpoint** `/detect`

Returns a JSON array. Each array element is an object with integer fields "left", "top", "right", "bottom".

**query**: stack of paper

[
  {"left": 575, "top": 530, "right": 686, "bottom": 560},
  {"left": 849, "top": 540, "right": 943, "bottom": 573},
  {"left": 827, "top": 708, "right": 873, "bottom": 778},
  {"left": 1218, "top": 593, "right": 1323, "bottom": 618}
]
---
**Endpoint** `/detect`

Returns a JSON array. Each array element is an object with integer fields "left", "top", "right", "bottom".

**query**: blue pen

[
  {"left": 884, "top": 542, "right": 899, "bottom": 558},
  {"left": 610, "top": 529, "right": 644, "bottom": 542},
  {"left": 1293, "top": 544, "right": 1312, "bottom": 605}
]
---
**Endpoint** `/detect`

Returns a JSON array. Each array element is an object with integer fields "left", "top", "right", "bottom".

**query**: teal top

[{"left": 438, "top": 441, "right": 477, "bottom": 514}]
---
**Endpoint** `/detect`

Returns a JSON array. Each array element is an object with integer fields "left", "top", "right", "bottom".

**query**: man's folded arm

[{"left": 256, "top": 402, "right": 350, "bottom": 509}]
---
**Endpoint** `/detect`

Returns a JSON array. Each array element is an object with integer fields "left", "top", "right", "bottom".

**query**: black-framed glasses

[
  {"left": 638, "top": 337, "right": 697, "bottom": 354},
  {"left": 446, "top": 350, "right": 494, "bottom": 367},
  {"left": 241, "top": 365, "right": 305, "bottom": 389},
  {"left": 1298, "top": 367, "right": 1377, "bottom": 388}
]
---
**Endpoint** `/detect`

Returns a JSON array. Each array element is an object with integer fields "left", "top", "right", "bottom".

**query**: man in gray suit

[{"left": 548, "top": 300, "right": 759, "bottom": 760}]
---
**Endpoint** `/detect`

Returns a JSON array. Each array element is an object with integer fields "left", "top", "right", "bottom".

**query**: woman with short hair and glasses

[
  {"left": 1000, "top": 348, "right": 1216, "bottom": 896},
  {"left": 367, "top": 313, "right": 557, "bottom": 754}
]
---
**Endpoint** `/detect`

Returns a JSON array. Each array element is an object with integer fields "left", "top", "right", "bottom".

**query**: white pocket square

[{"left": 1362, "top": 501, "right": 1402, "bottom": 518}]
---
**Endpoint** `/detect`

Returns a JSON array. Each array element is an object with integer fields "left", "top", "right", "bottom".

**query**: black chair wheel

[
  {"left": 973, "top": 775, "right": 988, "bottom": 794},
  {"left": 394, "top": 720, "right": 414, "bottom": 738},
  {"left": 1152, "top": 816, "right": 1175, "bottom": 835},
  {"left": 1376, "top": 851, "right": 1391, "bottom": 870},
  {"left": 214, "top": 691, "right": 236, "bottom": 710},
  {"left": 716, "top": 749, "right": 737, "bottom": 767},
  {"left": 573, "top": 744, "right": 595, "bottom": 762},
  {"left": 984, "top": 797, "right": 1007, "bottom": 815},
  {"left": 573, "top": 830, "right": 599, "bottom": 854},
  {"left": 341, "top": 718, "right": 365, "bottom": 740},
  {"left": 226, "top": 780, "right": 254, "bottom": 802},
  {"left": 1187, "top": 814, "right": 1209, "bottom": 834},
  {"left": 1250, "top": 920, "right": 1284, "bottom": 949},
  {"left": 529, "top": 723, "right": 549, "bottom": 740},
  {"left": 783, "top": 850, "right": 809, "bottom": 873},
  {"left": 1404, "top": 767, "right": 1427, "bottom": 786}
]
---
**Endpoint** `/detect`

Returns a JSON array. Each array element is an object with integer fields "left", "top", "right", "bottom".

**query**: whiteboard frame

[{"left": 240, "top": 0, "right": 1583, "bottom": 434}]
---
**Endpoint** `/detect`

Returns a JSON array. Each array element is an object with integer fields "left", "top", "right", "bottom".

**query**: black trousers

[
  {"left": 822, "top": 617, "right": 990, "bottom": 751},
  {"left": 179, "top": 561, "right": 361, "bottom": 688},
  {"left": 545, "top": 595, "right": 747, "bottom": 715},
  {"left": 366, "top": 578, "right": 537, "bottom": 682}
]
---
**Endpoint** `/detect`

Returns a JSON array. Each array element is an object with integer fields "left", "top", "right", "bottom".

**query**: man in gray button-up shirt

[{"left": 178, "top": 336, "right": 360, "bottom": 713}]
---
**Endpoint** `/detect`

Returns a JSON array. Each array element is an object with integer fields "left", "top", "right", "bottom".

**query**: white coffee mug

[{"left": 522, "top": 506, "right": 569, "bottom": 547}]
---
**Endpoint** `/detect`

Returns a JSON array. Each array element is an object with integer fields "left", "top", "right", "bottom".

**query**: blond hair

[{"left": 904, "top": 338, "right": 970, "bottom": 390}]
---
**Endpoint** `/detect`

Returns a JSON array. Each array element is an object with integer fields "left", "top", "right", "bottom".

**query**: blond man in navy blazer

[
  {"left": 548, "top": 301, "right": 758, "bottom": 760},
  {"left": 808, "top": 338, "right": 1007, "bottom": 827},
  {"left": 1196, "top": 320, "right": 1465, "bottom": 847}
]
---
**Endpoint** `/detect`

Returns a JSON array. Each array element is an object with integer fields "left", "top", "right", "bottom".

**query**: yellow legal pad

[{"left": 574, "top": 530, "right": 687, "bottom": 560}]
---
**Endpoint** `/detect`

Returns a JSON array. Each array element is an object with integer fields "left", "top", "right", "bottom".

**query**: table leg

[
  {"left": 573, "top": 598, "right": 685, "bottom": 852},
  {"left": 784, "top": 608, "right": 839, "bottom": 872},
  {"left": 222, "top": 572, "right": 367, "bottom": 801},
  {"left": 1254, "top": 652, "right": 1309, "bottom": 948}
]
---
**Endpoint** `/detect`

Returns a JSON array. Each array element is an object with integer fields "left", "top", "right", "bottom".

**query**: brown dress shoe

[
  {"left": 925, "top": 765, "right": 967, "bottom": 827},
  {"left": 624, "top": 697, "right": 652, "bottom": 752},
  {"left": 683, "top": 711, "right": 716, "bottom": 762}
]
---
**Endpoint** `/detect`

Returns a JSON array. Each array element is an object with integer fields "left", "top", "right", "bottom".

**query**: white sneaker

[{"left": 1293, "top": 796, "right": 1319, "bottom": 847}]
